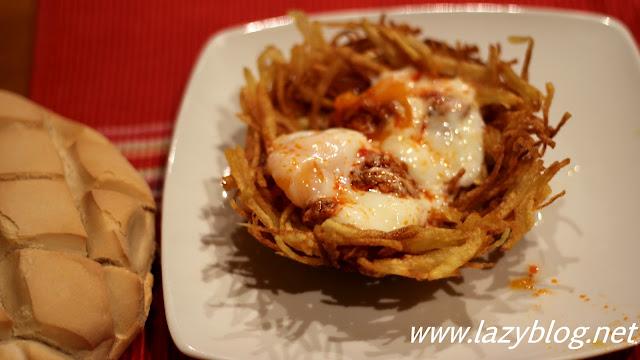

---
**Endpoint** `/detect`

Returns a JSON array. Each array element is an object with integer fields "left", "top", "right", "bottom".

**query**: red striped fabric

[{"left": 29, "top": 1, "right": 640, "bottom": 359}]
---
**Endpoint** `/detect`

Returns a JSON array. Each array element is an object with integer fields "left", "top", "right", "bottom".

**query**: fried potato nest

[{"left": 223, "top": 12, "right": 570, "bottom": 280}]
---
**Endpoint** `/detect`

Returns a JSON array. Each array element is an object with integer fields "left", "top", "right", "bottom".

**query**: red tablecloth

[{"left": 29, "top": 1, "right": 640, "bottom": 359}]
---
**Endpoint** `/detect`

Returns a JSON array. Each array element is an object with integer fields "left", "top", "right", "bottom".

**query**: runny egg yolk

[{"left": 265, "top": 69, "right": 485, "bottom": 232}]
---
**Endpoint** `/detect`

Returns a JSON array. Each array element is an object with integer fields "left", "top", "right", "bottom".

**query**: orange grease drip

[
  {"left": 533, "top": 288, "right": 551, "bottom": 297},
  {"left": 579, "top": 294, "right": 590, "bottom": 302},
  {"left": 510, "top": 263, "right": 539, "bottom": 289},
  {"left": 510, "top": 264, "right": 550, "bottom": 297},
  {"left": 510, "top": 277, "right": 535, "bottom": 290}
]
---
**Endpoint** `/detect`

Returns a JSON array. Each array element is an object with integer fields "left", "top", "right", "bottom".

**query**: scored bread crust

[{"left": 0, "top": 90, "right": 156, "bottom": 360}]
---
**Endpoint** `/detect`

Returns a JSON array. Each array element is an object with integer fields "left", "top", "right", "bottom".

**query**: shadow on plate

[{"left": 198, "top": 166, "right": 578, "bottom": 359}]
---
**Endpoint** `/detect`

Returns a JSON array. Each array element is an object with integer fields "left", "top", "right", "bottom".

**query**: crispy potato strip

[
  {"left": 223, "top": 11, "right": 570, "bottom": 280},
  {"left": 357, "top": 231, "right": 486, "bottom": 280}
]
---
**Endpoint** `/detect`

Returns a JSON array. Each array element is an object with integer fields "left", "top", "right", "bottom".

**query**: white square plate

[{"left": 162, "top": 5, "right": 640, "bottom": 359}]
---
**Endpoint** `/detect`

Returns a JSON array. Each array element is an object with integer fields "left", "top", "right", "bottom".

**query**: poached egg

[
  {"left": 377, "top": 68, "right": 484, "bottom": 190},
  {"left": 266, "top": 69, "right": 484, "bottom": 231}
]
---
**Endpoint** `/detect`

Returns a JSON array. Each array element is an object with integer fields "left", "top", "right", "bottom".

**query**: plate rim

[{"left": 161, "top": 5, "right": 640, "bottom": 359}]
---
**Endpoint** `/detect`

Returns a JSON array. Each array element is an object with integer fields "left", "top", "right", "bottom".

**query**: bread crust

[{"left": 0, "top": 90, "right": 155, "bottom": 359}]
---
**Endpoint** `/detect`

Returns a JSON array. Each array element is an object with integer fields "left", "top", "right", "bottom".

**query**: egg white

[
  {"left": 377, "top": 69, "right": 484, "bottom": 192},
  {"left": 265, "top": 70, "right": 484, "bottom": 231}
]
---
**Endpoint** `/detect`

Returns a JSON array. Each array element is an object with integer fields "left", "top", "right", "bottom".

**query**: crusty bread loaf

[{"left": 0, "top": 90, "right": 155, "bottom": 359}]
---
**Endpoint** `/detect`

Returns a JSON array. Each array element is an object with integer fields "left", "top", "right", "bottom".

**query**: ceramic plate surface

[{"left": 162, "top": 5, "right": 640, "bottom": 359}]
